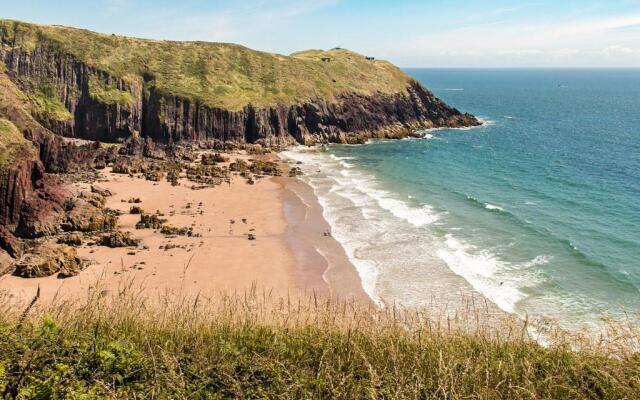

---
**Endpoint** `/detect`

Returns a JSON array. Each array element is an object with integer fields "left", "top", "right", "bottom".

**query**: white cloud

[
  {"left": 114, "top": 0, "right": 340, "bottom": 45},
  {"left": 602, "top": 45, "right": 638, "bottom": 55},
  {"left": 383, "top": 12, "right": 640, "bottom": 67}
]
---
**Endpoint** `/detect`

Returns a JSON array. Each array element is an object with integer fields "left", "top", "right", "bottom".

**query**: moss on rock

[{"left": 88, "top": 76, "right": 133, "bottom": 106}]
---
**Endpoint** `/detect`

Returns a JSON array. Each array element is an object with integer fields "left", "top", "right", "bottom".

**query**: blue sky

[{"left": 1, "top": 0, "right": 640, "bottom": 67}]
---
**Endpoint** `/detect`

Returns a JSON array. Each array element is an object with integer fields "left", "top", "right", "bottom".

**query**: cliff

[
  {"left": 0, "top": 19, "right": 479, "bottom": 146},
  {"left": 0, "top": 67, "right": 100, "bottom": 249},
  {"left": 0, "top": 19, "right": 480, "bottom": 263}
]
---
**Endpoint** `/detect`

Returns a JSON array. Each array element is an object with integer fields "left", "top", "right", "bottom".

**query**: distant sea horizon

[
  {"left": 399, "top": 67, "right": 640, "bottom": 70},
  {"left": 285, "top": 68, "right": 640, "bottom": 329}
]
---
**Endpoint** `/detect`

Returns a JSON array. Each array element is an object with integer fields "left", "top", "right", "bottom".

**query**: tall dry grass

[{"left": 0, "top": 281, "right": 639, "bottom": 399}]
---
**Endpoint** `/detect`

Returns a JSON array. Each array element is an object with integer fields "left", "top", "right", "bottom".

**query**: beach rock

[
  {"left": 288, "top": 167, "right": 303, "bottom": 177},
  {"left": 229, "top": 160, "right": 249, "bottom": 173},
  {"left": 63, "top": 198, "right": 118, "bottom": 233},
  {"left": 0, "top": 155, "right": 42, "bottom": 227},
  {"left": 0, "top": 225, "right": 22, "bottom": 258},
  {"left": 119, "top": 137, "right": 166, "bottom": 160},
  {"left": 0, "top": 249, "right": 14, "bottom": 276},
  {"left": 250, "top": 160, "right": 281, "bottom": 176},
  {"left": 144, "top": 170, "right": 164, "bottom": 182},
  {"left": 160, "top": 225, "right": 198, "bottom": 237},
  {"left": 14, "top": 180, "right": 71, "bottom": 239},
  {"left": 201, "top": 153, "right": 228, "bottom": 165},
  {"left": 136, "top": 214, "right": 167, "bottom": 230},
  {"left": 14, "top": 243, "right": 87, "bottom": 278},
  {"left": 57, "top": 233, "right": 83, "bottom": 246},
  {"left": 91, "top": 185, "right": 112, "bottom": 197},
  {"left": 129, "top": 206, "right": 144, "bottom": 215},
  {"left": 97, "top": 231, "right": 140, "bottom": 248},
  {"left": 78, "top": 192, "right": 107, "bottom": 208}
]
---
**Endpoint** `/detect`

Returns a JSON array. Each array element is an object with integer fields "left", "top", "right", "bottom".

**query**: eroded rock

[
  {"left": 63, "top": 198, "right": 118, "bottom": 233},
  {"left": 14, "top": 243, "right": 87, "bottom": 278},
  {"left": 97, "top": 231, "right": 140, "bottom": 248},
  {"left": 136, "top": 214, "right": 167, "bottom": 230}
]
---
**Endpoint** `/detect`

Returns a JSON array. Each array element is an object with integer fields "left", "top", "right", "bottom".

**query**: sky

[{"left": 1, "top": 0, "right": 640, "bottom": 67}]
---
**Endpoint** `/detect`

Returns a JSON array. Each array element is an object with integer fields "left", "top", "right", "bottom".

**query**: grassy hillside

[
  {"left": 0, "top": 71, "right": 39, "bottom": 167},
  {"left": 0, "top": 118, "right": 32, "bottom": 166},
  {"left": 0, "top": 19, "right": 412, "bottom": 111},
  {"left": 0, "top": 290, "right": 638, "bottom": 399}
]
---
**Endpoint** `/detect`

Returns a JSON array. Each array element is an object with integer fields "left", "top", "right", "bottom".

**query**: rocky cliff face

[
  {"left": 0, "top": 44, "right": 478, "bottom": 146},
  {"left": 1, "top": 45, "right": 142, "bottom": 141},
  {"left": 0, "top": 67, "right": 107, "bottom": 243},
  {"left": 0, "top": 151, "right": 42, "bottom": 227}
]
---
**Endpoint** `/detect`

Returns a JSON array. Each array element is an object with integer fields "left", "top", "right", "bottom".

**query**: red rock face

[{"left": 0, "top": 154, "right": 42, "bottom": 227}]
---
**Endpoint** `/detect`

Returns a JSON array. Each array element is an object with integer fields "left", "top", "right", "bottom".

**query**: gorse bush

[{"left": 0, "top": 286, "right": 638, "bottom": 399}]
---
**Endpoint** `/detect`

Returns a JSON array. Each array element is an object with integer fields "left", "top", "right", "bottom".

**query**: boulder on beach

[{"left": 13, "top": 242, "right": 87, "bottom": 278}]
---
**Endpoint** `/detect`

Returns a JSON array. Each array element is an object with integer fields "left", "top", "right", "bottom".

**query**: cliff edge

[{"left": 0, "top": 19, "right": 479, "bottom": 146}]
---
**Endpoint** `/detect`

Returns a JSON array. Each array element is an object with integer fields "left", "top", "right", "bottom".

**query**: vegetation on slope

[
  {"left": 0, "top": 290, "right": 638, "bottom": 399},
  {"left": 0, "top": 70, "right": 42, "bottom": 167},
  {"left": 87, "top": 76, "right": 133, "bottom": 106},
  {"left": 30, "top": 83, "right": 73, "bottom": 122},
  {"left": 0, "top": 19, "right": 412, "bottom": 111},
  {"left": 0, "top": 118, "right": 32, "bottom": 166},
  {"left": 0, "top": 72, "right": 42, "bottom": 134}
]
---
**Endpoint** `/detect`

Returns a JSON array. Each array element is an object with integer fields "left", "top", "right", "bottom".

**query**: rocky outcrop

[
  {"left": 0, "top": 225, "right": 22, "bottom": 257},
  {"left": 0, "top": 151, "right": 43, "bottom": 227},
  {"left": 1, "top": 44, "right": 478, "bottom": 147},
  {"left": 14, "top": 175, "right": 71, "bottom": 239},
  {"left": 62, "top": 195, "right": 118, "bottom": 233},
  {"left": 13, "top": 242, "right": 87, "bottom": 278}
]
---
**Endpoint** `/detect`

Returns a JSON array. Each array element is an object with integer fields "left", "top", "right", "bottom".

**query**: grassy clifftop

[{"left": 0, "top": 19, "right": 412, "bottom": 111}]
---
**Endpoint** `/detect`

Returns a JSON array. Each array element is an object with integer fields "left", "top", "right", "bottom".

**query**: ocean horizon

[{"left": 284, "top": 68, "right": 640, "bottom": 329}]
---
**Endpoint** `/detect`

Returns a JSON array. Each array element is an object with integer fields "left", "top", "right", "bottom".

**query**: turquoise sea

[{"left": 284, "top": 69, "right": 640, "bottom": 328}]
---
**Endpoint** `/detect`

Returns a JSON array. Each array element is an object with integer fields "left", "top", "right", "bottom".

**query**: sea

[{"left": 283, "top": 69, "right": 640, "bottom": 329}]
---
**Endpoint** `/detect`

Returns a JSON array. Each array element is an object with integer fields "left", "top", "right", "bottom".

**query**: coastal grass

[
  {"left": 30, "top": 84, "right": 73, "bottom": 122},
  {"left": 1, "top": 286, "right": 638, "bottom": 399},
  {"left": 0, "top": 118, "right": 33, "bottom": 166},
  {"left": 88, "top": 76, "right": 134, "bottom": 106},
  {"left": 0, "top": 19, "right": 411, "bottom": 111}
]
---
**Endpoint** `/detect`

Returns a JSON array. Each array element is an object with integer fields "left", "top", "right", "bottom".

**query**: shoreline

[
  {"left": 279, "top": 176, "right": 370, "bottom": 302},
  {"left": 281, "top": 146, "right": 511, "bottom": 323}
]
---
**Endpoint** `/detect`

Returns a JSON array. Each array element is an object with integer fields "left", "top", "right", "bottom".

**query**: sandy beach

[{"left": 0, "top": 152, "right": 369, "bottom": 306}]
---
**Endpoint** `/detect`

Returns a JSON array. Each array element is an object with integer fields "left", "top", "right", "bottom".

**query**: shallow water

[{"left": 284, "top": 69, "right": 640, "bottom": 328}]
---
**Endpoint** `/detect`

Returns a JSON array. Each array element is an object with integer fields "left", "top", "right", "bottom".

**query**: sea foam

[{"left": 281, "top": 146, "right": 536, "bottom": 313}]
